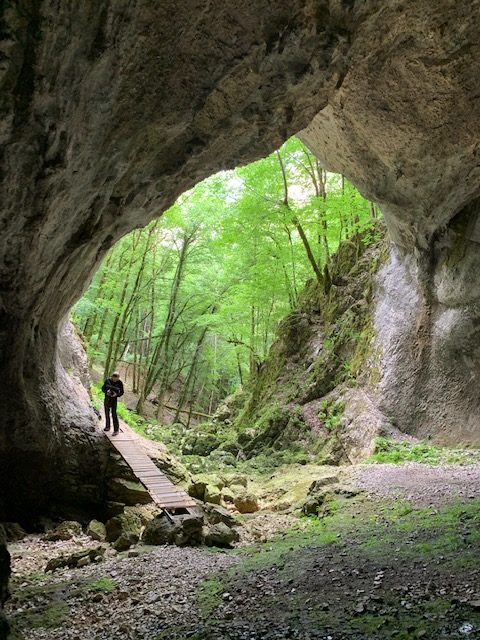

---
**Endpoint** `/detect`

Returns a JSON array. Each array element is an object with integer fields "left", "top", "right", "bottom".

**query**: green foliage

[
  {"left": 74, "top": 136, "right": 379, "bottom": 421},
  {"left": 319, "top": 398, "right": 345, "bottom": 431},
  {"left": 197, "top": 576, "right": 225, "bottom": 617},
  {"left": 86, "top": 576, "right": 118, "bottom": 592},
  {"left": 369, "top": 437, "right": 480, "bottom": 465},
  {"left": 27, "top": 602, "right": 69, "bottom": 629}
]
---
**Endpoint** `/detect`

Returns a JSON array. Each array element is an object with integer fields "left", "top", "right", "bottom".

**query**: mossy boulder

[
  {"left": 105, "top": 509, "right": 142, "bottom": 543},
  {"left": 204, "top": 522, "right": 240, "bottom": 548},
  {"left": 108, "top": 478, "right": 151, "bottom": 506},
  {"left": 45, "top": 546, "right": 106, "bottom": 572},
  {"left": 112, "top": 532, "right": 139, "bottom": 552},
  {"left": 182, "top": 433, "right": 221, "bottom": 456},
  {"left": 188, "top": 480, "right": 208, "bottom": 500},
  {"left": 204, "top": 485, "right": 222, "bottom": 505},
  {"left": 42, "top": 521, "right": 82, "bottom": 542},
  {"left": 87, "top": 520, "right": 106, "bottom": 542},
  {"left": 151, "top": 450, "right": 191, "bottom": 484},
  {"left": 228, "top": 474, "right": 248, "bottom": 488}
]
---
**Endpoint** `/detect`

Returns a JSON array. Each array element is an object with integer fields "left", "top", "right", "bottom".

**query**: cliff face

[{"left": 2, "top": 1, "right": 480, "bottom": 632}]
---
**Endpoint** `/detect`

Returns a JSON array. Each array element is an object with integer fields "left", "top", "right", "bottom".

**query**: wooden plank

[
  {"left": 152, "top": 498, "right": 196, "bottom": 507},
  {"left": 104, "top": 426, "right": 195, "bottom": 509},
  {"left": 143, "top": 483, "right": 178, "bottom": 490},
  {"left": 147, "top": 488, "right": 188, "bottom": 495}
]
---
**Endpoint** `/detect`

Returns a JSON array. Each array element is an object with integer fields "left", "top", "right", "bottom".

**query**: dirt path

[{"left": 350, "top": 462, "right": 480, "bottom": 506}]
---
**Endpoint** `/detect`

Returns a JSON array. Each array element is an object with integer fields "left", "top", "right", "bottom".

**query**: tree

[{"left": 73, "top": 136, "right": 378, "bottom": 421}]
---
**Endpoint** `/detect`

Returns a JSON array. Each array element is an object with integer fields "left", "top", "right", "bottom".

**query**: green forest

[{"left": 73, "top": 137, "right": 379, "bottom": 424}]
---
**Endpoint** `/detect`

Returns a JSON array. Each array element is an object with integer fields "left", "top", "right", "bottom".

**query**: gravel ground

[
  {"left": 7, "top": 462, "right": 480, "bottom": 639},
  {"left": 8, "top": 539, "right": 237, "bottom": 640},
  {"left": 350, "top": 462, "right": 480, "bottom": 506}
]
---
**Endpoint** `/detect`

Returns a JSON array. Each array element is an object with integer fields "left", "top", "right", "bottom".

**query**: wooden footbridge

[{"left": 104, "top": 426, "right": 196, "bottom": 512}]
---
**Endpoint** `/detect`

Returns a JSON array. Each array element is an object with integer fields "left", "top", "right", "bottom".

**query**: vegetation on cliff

[{"left": 74, "top": 137, "right": 379, "bottom": 427}]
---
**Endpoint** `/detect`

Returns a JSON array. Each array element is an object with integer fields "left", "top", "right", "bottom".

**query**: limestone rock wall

[
  {"left": 374, "top": 205, "right": 480, "bottom": 444},
  {"left": 0, "top": 0, "right": 349, "bottom": 522}
]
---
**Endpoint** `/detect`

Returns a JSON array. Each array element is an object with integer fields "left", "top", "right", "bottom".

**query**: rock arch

[{"left": 1, "top": 0, "right": 480, "bottom": 521}]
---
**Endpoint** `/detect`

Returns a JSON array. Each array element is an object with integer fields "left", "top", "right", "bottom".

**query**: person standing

[{"left": 101, "top": 372, "right": 124, "bottom": 435}]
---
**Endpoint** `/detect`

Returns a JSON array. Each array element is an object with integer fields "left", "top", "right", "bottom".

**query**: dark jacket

[{"left": 102, "top": 378, "right": 124, "bottom": 401}]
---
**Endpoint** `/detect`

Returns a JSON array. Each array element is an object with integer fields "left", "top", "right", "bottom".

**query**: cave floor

[{"left": 7, "top": 462, "right": 480, "bottom": 640}]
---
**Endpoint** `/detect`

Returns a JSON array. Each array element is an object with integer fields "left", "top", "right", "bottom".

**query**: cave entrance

[{"left": 73, "top": 135, "right": 379, "bottom": 442}]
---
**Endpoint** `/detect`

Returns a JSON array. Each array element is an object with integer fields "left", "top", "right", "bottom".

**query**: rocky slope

[{"left": 221, "top": 225, "right": 395, "bottom": 462}]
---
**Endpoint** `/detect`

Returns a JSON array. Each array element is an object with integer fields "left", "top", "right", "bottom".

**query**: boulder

[
  {"left": 151, "top": 450, "right": 191, "bottom": 484},
  {"left": 143, "top": 513, "right": 204, "bottom": 547},
  {"left": 108, "top": 477, "right": 151, "bottom": 506},
  {"left": 307, "top": 474, "right": 340, "bottom": 493},
  {"left": 204, "top": 523, "right": 240, "bottom": 548},
  {"left": 105, "top": 509, "right": 142, "bottom": 543},
  {"left": 173, "top": 514, "right": 204, "bottom": 546},
  {"left": 204, "top": 485, "right": 222, "bottom": 505},
  {"left": 302, "top": 493, "right": 327, "bottom": 516},
  {"left": 87, "top": 520, "right": 106, "bottom": 542},
  {"left": 45, "top": 546, "right": 106, "bottom": 572},
  {"left": 77, "top": 556, "right": 91, "bottom": 568},
  {"left": 127, "top": 504, "right": 161, "bottom": 525},
  {"left": 2, "top": 523, "right": 26, "bottom": 542},
  {"left": 188, "top": 480, "right": 207, "bottom": 501},
  {"left": 113, "top": 533, "right": 139, "bottom": 552},
  {"left": 105, "top": 501, "right": 125, "bottom": 518},
  {"left": 228, "top": 474, "right": 248, "bottom": 488},
  {"left": 302, "top": 484, "right": 361, "bottom": 516},
  {"left": 42, "top": 520, "right": 82, "bottom": 542},
  {"left": 182, "top": 433, "right": 221, "bottom": 456},
  {"left": 234, "top": 493, "right": 259, "bottom": 514},
  {"left": 203, "top": 504, "right": 236, "bottom": 527},
  {"left": 222, "top": 440, "right": 242, "bottom": 456},
  {"left": 142, "top": 514, "right": 176, "bottom": 546},
  {"left": 222, "top": 490, "right": 235, "bottom": 504}
]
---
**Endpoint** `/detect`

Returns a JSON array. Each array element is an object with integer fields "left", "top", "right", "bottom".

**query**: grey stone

[
  {"left": 113, "top": 533, "right": 139, "bottom": 552},
  {"left": 143, "top": 513, "right": 204, "bottom": 547},
  {"left": 234, "top": 493, "right": 259, "bottom": 514},
  {"left": 204, "top": 523, "right": 240, "bottom": 548},
  {"left": 42, "top": 521, "right": 83, "bottom": 542},
  {"left": 203, "top": 504, "right": 236, "bottom": 527},
  {"left": 87, "top": 520, "right": 106, "bottom": 542}
]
